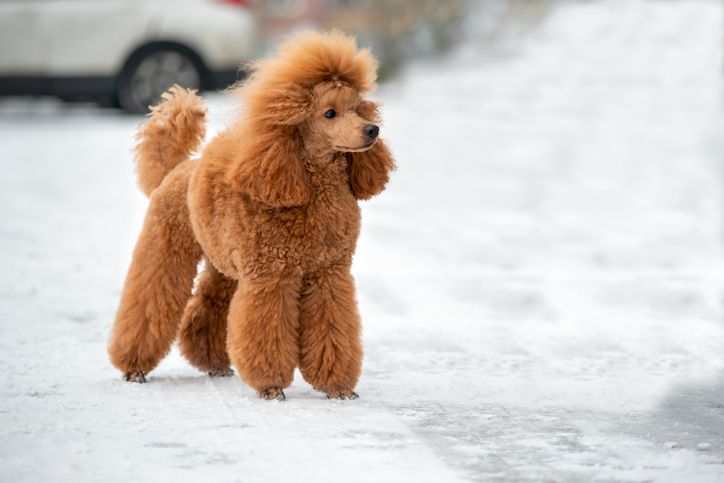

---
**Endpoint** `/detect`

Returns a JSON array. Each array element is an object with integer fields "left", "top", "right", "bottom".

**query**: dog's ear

[
  {"left": 347, "top": 100, "right": 395, "bottom": 199},
  {"left": 227, "top": 127, "right": 310, "bottom": 207},
  {"left": 346, "top": 139, "right": 395, "bottom": 200}
]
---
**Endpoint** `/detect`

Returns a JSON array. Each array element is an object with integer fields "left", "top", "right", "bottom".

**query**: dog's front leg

[
  {"left": 226, "top": 271, "right": 302, "bottom": 400},
  {"left": 298, "top": 265, "right": 362, "bottom": 400}
]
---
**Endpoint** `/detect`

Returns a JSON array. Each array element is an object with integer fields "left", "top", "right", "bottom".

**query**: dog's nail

[
  {"left": 209, "top": 367, "right": 234, "bottom": 377},
  {"left": 124, "top": 371, "right": 147, "bottom": 383},
  {"left": 326, "top": 391, "right": 358, "bottom": 400},
  {"left": 261, "top": 388, "right": 285, "bottom": 400}
]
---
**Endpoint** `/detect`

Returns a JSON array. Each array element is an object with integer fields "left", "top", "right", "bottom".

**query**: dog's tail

[{"left": 134, "top": 85, "right": 207, "bottom": 197}]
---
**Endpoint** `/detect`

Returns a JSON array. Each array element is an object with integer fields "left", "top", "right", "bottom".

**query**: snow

[{"left": 1, "top": 1, "right": 723, "bottom": 481}]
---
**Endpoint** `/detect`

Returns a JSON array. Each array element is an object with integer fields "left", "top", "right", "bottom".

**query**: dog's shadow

[
  {"left": 145, "top": 373, "right": 332, "bottom": 401},
  {"left": 149, "top": 374, "right": 219, "bottom": 386}
]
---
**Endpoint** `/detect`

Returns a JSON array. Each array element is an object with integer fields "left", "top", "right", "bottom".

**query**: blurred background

[
  {"left": 1, "top": 1, "right": 723, "bottom": 482},
  {"left": 0, "top": 0, "right": 544, "bottom": 112}
]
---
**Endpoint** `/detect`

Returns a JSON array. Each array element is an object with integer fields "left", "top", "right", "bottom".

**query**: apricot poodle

[{"left": 107, "top": 31, "right": 395, "bottom": 400}]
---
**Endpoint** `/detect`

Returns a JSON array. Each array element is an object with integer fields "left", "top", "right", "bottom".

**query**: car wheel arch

[{"left": 116, "top": 40, "right": 210, "bottom": 90}]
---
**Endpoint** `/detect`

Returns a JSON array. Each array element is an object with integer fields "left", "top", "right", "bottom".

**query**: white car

[{"left": 0, "top": 0, "right": 256, "bottom": 113}]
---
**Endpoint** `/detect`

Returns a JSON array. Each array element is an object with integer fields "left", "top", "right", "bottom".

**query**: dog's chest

[
  {"left": 261, "top": 181, "right": 360, "bottom": 269},
  {"left": 307, "top": 185, "right": 359, "bottom": 243}
]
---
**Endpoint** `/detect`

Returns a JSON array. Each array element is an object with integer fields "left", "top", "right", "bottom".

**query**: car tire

[{"left": 117, "top": 47, "right": 204, "bottom": 114}]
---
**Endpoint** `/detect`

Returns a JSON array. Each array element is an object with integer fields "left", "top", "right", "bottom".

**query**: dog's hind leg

[
  {"left": 108, "top": 163, "right": 202, "bottom": 382},
  {"left": 178, "top": 260, "right": 237, "bottom": 376}
]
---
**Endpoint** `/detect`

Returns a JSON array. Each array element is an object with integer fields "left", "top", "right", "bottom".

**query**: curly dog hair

[{"left": 108, "top": 31, "right": 395, "bottom": 400}]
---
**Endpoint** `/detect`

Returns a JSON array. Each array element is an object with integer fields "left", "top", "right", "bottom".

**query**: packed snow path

[{"left": 1, "top": 1, "right": 722, "bottom": 481}]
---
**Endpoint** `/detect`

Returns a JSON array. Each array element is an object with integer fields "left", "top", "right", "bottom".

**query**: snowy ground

[{"left": 1, "top": 1, "right": 723, "bottom": 481}]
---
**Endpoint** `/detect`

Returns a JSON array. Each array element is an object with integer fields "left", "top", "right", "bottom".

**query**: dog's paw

[
  {"left": 124, "top": 371, "right": 147, "bottom": 383},
  {"left": 259, "top": 387, "right": 286, "bottom": 401},
  {"left": 208, "top": 367, "right": 234, "bottom": 377},
  {"left": 326, "top": 390, "right": 359, "bottom": 400}
]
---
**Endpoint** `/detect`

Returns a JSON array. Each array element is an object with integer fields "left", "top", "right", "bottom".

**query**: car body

[{"left": 0, "top": 0, "right": 256, "bottom": 112}]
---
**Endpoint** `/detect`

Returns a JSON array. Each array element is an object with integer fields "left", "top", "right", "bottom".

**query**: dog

[{"left": 108, "top": 31, "right": 395, "bottom": 400}]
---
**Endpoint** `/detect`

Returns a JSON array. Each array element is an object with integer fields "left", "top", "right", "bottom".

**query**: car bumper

[{"left": 0, "top": 68, "right": 247, "bottom": 99}]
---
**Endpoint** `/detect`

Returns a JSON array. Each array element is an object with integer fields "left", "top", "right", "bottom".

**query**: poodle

[{"left": 107, "top": 31, "right": 395, "bottom": 400}]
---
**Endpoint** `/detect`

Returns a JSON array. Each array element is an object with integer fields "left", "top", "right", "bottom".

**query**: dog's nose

[{"left": 363, "top": 124, "right": 379, "bottom": 139}]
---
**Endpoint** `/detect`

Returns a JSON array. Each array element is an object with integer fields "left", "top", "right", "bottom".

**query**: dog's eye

[{"left": 323, "top": 109, "right": 336, "bottom": 119}]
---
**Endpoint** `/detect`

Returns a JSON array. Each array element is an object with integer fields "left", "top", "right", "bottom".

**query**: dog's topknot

[{"left": 252, "top": 30, "right": 377, "bottom": 93}]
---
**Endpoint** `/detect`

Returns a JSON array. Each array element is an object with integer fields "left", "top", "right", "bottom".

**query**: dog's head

[{"left": 226, "top": 31, "right": 394, "bottom": 207}]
